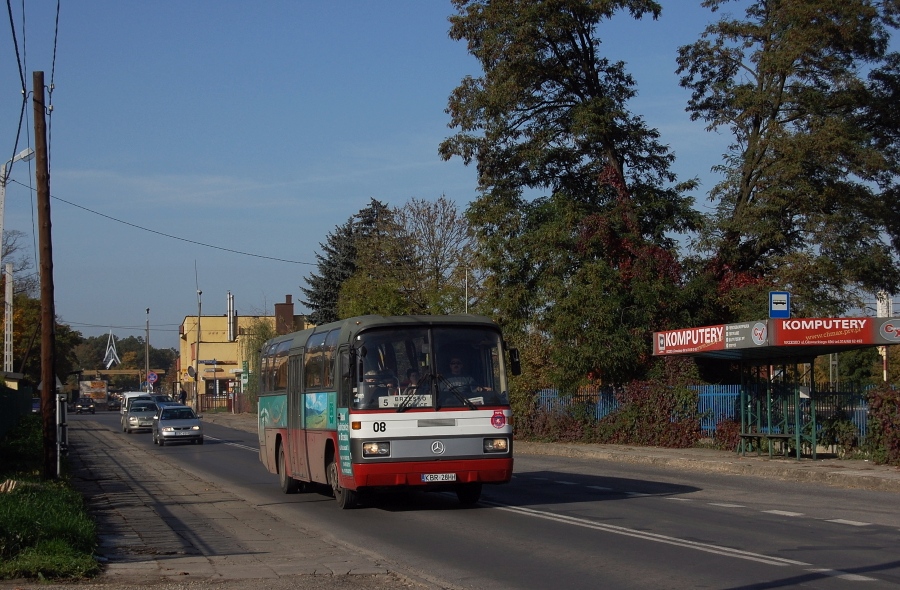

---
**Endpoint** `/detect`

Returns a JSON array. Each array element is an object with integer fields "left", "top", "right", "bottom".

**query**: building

[{"left": 177, "top": 294, "right": 311, "bottom": 406}]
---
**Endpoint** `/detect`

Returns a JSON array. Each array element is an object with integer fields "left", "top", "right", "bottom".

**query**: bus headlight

[
  {"left": 363, "top": 441, "right": 391, "bottom": 457},
  {"left": 483, "top": 438, "right": 509, "bottom": 453}
]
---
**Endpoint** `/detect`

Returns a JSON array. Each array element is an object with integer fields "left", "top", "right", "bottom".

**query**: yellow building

[{"left": 177, "top": 294, "right": 311, "bottom": 404}]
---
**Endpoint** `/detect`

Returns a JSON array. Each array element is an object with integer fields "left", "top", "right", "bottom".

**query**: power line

[{"left": 8, "top": 179, "right": 315, "bottom": 265}]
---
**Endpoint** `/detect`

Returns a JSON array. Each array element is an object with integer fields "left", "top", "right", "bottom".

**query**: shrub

[
  {"left": 866, "top": 385, "right": 900, "bottom": 466},
  {"left": 713, "top": 418, "right": 741, "bottom": 451}
]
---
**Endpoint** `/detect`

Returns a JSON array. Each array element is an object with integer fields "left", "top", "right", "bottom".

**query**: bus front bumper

[{"left": 350, "top": 457, "right": 513, "bottom": 488}]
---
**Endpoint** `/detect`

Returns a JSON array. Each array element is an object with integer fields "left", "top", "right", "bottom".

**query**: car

[
  {"left": 31, "top": 397, "right": 40, "bottom": 413},
  {"left": 74, "top": 397, "right": 96, "bottom": 414},
  {"left": 150, "top": 394, "right": 175, "bottom": 404},
  {"left": 120, "top": 392, "right": 152, "bottom": 416},
  {"left": 107, "top": 395, "right": 121, "bottom": 411},
  {"left": 152, "top": 405, "right": 204, "bottom": 446},
  {"left": 122, "top": 401, "right": 158, "bottom": 434}
]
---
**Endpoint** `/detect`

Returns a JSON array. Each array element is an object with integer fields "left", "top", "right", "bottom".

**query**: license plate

[
  {"left": 176, "top": 431, "right": 192, "bottom": 436},
  {"left": 421, "top": 473, "right": 456, "bottom": 482}
]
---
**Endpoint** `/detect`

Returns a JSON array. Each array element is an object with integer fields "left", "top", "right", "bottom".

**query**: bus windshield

[{"left": 352, "top": 325, "right": 509, "bottom": 411}]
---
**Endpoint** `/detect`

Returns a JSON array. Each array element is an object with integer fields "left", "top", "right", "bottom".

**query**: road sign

[
  {"left": 147, "top": 371, "right": 158, "bottom": 384},
  {"left": 769, "top": 291, "right": 791, "bottom": 319},
  {"left": 199, "top": 359, "right": 217, "bottom": 365}
]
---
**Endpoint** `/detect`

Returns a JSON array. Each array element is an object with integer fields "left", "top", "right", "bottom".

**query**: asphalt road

[{"left": 12, "top": 410, "right": 900, "bottom": 589}]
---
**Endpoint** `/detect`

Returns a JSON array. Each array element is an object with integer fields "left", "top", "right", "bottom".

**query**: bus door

[{"left": 286, "top": 353, "right": 310, "bottom": 482}]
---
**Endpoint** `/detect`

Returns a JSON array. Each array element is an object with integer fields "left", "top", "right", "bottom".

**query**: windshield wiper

[
  {"left": 397, "top": 373, "right": 431, "bottom": 413},
  {"left": 435, "top": 374, "right": 478, "bottom": 411}
]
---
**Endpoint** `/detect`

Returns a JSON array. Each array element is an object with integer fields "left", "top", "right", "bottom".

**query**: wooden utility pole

[{"left": 34, "top": 71, "right": 57, "bottom": 479}]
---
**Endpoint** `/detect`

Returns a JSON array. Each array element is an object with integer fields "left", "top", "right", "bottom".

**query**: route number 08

[{"left": 373, "top": 422, "right": 387, "bottom": 432}]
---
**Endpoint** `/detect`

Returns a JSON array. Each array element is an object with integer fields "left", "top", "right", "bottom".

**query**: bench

[{"left": 739, "top": 433, "right": 794, "bottom": 457}]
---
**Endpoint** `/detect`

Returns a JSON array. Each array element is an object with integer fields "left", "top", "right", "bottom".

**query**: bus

[{"left": 257, "top": 314, "right": 520, "bottom": 508}]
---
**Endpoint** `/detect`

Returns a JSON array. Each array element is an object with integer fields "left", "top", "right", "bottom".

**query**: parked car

[
  {"left": 122, "top": 401, "right": 158, "bottom": 434},
  {"left": 152, "top": 405, "right": 203, "bottom": 446},
  {"left": 75, "top": 397, "right": 96, "bottom": 414}
]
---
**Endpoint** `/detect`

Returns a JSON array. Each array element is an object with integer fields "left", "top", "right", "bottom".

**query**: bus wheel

[
  {"left": 328, "top": 459, "right": 357, "bottom": 509},
  {"left": 456, "top": 483, "right": 482, "bottom": 506},
  {"left": 278, "top": 444, "right": 299, "bottom": 494}
]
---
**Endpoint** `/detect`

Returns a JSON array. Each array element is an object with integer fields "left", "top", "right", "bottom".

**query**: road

[{"left": 61, "top": 411, "right": 900, "bottom": 589}]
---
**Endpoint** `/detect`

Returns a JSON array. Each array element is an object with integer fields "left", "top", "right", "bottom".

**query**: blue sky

[{"left": 2, "top": 2, "right": 733, "bottom": 351}]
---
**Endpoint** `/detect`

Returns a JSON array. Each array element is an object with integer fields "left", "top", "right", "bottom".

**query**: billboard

[
  {"left": 772, "top": 317, "right": 900, "bottom": 346},
  {"left": 79, "top": 380, "right": 108, "bottom": 403}
]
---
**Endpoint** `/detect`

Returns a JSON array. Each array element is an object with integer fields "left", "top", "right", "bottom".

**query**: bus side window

[
  {"left": 304, "top": 332, "right": 327, "bottom": 390},
  {"left": 323, "top": 329, "right": 340, "bottom": 388},
  {"left": 338, "top": 347, "right": 351, "bottom": 407}
]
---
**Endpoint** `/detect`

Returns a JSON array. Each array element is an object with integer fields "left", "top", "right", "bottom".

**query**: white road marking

[
  {"left": 556, "top": 481, "right": 578, "bottom": 485},
  {"left": 763, "top": 510, "right": 804, "bottom": 517},
  {"left": 203, "top": 435, "right": 257, "bottom": 452},
  {"left": 825, "top": 519, "right": 871, "bottom": 527},
  {"left": 806, "top": 568, "right": 876, "bottom": 582},
  {"left": 485, "top": 501, "right": 812, "bottom": 568},
  {"left": 709, "top": 503, "right": 745, "bottom": 508},
  {"left": 587, "top": 486, "right": 612, "bottom": 491}
]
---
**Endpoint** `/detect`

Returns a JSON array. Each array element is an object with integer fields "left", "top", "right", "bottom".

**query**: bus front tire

[
  {"left": 278, "top": 444, "right": 300, "bottom": 494},
  {"left": 328, "top": 459, "right": 357, "bottom": 509},
  {"left": 456, "top": 483, "right": 482, "bottom": 506}
]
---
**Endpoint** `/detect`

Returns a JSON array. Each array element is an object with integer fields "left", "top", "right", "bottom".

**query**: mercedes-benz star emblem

[{"left": 431, "top": 441, "right": 445, "bottom": 455}]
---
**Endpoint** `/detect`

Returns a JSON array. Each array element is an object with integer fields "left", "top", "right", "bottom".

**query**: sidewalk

[
  {"left": 202, "top": 412, "right": 900, "bottom": 494},
  {"left": 22, "top": 419, "right": 424, "bottom": 590}
]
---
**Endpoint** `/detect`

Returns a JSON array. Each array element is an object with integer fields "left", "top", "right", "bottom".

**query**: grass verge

[{"left": 0, "top": 414, "right": 100, "bottom": 580}]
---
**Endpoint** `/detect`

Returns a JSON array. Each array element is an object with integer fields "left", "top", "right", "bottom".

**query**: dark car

[{"left": 75, "top": 397, "right": 96, "bottom": 414}]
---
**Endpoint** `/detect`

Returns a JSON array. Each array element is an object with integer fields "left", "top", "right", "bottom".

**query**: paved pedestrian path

[{"left": 63, "top": 420, "right": 400, "bottom": 586}]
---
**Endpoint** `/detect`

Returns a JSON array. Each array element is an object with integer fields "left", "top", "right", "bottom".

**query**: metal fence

[{"left": 535, "top": 385, "right": 869, "bottom": 442}]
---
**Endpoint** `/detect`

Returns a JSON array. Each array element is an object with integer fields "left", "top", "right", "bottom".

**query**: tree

[
  {"left": 301, "top": 199, "right": 391, "bottom": 324},
  {"left": 677, "top": 0, "right": 900, "bottom": 319},
  {"left": 240, "top": 316, "right": 276, "bottom": 404},
  {"left": 72, "top": 334, "right": 176, "bottom": 391},
  {"left": 338, "top": 195, "right": 476, "bottom": 317},
  {"left": 1, "top": 229, "right": 38, "bottom": 296},
  {"left": 10, "top": 293, "right": 82, "bottom": 387},
  {"left": 441, "top": 0, "right": 701, "bottom": 388}
]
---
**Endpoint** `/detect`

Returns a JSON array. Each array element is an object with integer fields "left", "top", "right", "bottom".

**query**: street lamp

[{"left": 1, "top": 147, "right": 35, "bottom": 375}]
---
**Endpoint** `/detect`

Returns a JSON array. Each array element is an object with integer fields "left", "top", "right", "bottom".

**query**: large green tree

[
  {"left": 301, "top": 199, "right": 391, "bottom": 324},
  {"left": 339, "top": 195, "right": 476, "bottom": 317},
  {"left": 441, "top": 0, "right": 701, "bottom": 388},
  {"left": 677, "top": 0, "right": 900, "bottom": 319}
]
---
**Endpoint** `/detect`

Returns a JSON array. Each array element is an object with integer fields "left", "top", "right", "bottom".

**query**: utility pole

[
  {"left": 194, "top": 290, "right": 201, "bottom": 411},
  {"left": 145, "top": 308, "right": 150, "bottom": 391},
  {"left": 34, "top": 71, "right": 57, "bottom": 480}
]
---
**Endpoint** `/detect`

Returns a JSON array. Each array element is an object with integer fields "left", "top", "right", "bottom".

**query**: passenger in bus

[
  {"left": 359, "top": 369, "right": 396, "bottom": 408},
  {"left": 402, "top": 368, "right": 421, "bottom": 394}
]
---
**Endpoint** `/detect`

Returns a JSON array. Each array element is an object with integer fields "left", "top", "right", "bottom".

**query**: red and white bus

[{"left": 257, "top": 314, "right": 519, "bottom": 508}]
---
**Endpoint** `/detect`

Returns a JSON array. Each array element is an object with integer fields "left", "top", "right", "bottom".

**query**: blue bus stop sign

[{"left": 769, "top": 291, "right": 790, "bottom": 319}]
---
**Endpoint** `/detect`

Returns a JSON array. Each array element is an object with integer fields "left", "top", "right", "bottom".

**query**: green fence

[{"left": 0, "top": 386, "right": 32, "bottom": 440}]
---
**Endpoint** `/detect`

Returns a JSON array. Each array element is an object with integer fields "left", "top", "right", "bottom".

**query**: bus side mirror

[{"left": 509, "top": 348, "right": 521, "bottom": 376}]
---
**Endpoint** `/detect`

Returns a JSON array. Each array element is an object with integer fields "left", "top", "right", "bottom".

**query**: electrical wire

[{"left": 6, "top": 178, "right": 315, "bottom": 265}]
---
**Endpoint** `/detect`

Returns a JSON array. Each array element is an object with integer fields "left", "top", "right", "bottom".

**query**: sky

[{"left": 1, "top": 2, "right": 748, "bottom": 352}]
